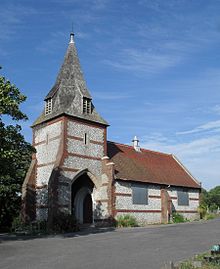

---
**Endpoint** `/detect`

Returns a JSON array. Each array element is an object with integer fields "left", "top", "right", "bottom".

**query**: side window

[
  {"left": 177, "top": 190, "right": 189, "bottom": 206},
  {"left": 83, "top": 97, "right": 91, "bottom": 114},
  {"left": 132, "top": 185, "right": 148, "bottom": 205},
  {"left": 45, "top": 98, "right": 52, "bottom": 115},
  {"left": 84, "top": 133, "right": 88, "bottom": 145}
]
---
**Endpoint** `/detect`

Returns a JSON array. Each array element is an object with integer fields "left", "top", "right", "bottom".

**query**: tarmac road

[{"left": 0, "top": 218, "right": 220, "bottom": 269}]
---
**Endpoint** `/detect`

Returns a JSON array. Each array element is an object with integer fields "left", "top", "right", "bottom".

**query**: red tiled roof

[{"left": 107, "top": 141, "right": 201, "bottom": 189}]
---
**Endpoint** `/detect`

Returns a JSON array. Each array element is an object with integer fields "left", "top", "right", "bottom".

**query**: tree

[
  {"left": 199, "top": 188, "right": 209, "bottom": 207},
  {"left": 0, "top": 71, "right": 34, "bottom": 231},
  {"left": 208, "top": 186, "right": 220, "bottom": 209},
  {"left": 199, "top": 186, "right": 220, "bottom": 213}
]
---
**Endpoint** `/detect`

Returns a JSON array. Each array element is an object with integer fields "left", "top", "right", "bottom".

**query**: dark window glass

[
  {"left": 84, "top": 133, "right": 87, "bottom": 145},
  {"left": 83, "top": 97, "right": 91, "bottom": 114},
  {"left": 45, "top": 98, "right": 52, "bottom": 115},
  {"left": 177, "top": 190, "right": 189, "bottom": 206},
  {"left": 132, "top": 185, "right": 148, "bottom": 205}
]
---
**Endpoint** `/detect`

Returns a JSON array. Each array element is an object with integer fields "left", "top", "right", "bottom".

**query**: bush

[
  {"left": 11, "top": 216, "right": 24, "bottom": 232},
  {"left": 198, "top": 205, "right": 207, "bottom": 219},
  {"left": 172, "top": 212, "right": 186, "bottom": 223},
  {"left": 52, "top": 212, "right": 79, "bottom": 233},
  {"left": 11, "top": 216, "right": 47, "bottom": 235},
  {"left": 116, "top": 214, "right": 138, "bottom": 227}
]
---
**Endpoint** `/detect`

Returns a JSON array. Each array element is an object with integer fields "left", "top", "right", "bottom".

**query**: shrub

[
  {"left": 11, "top": 216, "right": 24, "bottom": 232},
  {"left": 11, "top": 216, "right": 47, "bottom": 234},
  {"left": 116, "top": 214, "right": 138, "bottom": 227},
  {"left": 198, "top": 205, "right": 207, "bottom": 219},
  {"left": 52, "top": 212, "right": 79, "bottom": 233},
  {"left": 172, "top": 212, "right": 186, "bottom": 223}
]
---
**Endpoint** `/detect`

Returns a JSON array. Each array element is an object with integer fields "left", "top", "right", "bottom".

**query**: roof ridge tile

[{"left": 107, "top": 140, "right": 171, "bottom": 156}]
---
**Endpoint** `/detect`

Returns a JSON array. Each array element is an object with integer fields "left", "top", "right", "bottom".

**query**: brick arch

[{"left": 71, "top": 169, "right": 100, "bottom": 189}]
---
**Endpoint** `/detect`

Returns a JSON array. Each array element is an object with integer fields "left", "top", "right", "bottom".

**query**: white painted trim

[
  {"left": 72, "top": 168, "right": 100, "bottom": 188},
  {"left": 172, "top": 155, "right": 201, "bottom": 187},
  {"left": 101, "top": 156, "right": 109, "bottom": 160},
  {"left": 74, "top": 187, "right": 93, "bottom": 224},
  {"left": 106, "top": 162, "right": 114, "bottom": 166}
]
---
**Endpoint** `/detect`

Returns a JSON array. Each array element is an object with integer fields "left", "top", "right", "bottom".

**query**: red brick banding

[
  {"left": 67, "top": 135, "right": 83, "bottom": 141},
  {"left": 46, "top": 116, "right": 64, "bottom": 126},
  {"left": 67, "top": 115, "right": 108, "bottom": 130},
  {"left": 68, "top": 152, "right": 101, "bottom": 161},
  {"left": 116, "top": 209, "right": 162, "bottom": 213},
  {"left": 36, "top": 185, "right": 48, "bottom": 190},
  {"left": 149, "top": 195, "right": 161, "bottom": 199},
  {"left": 189, "top": 197, "right": 199, "bottom": 201},
  {"left": 96, "top": 199, "right": 109, "bottom": 203},
  {"left": 115, "top": 193, "right": 132, "bottom": 197},
  {"left": 37, "top": 161, "right": 56, "bottom": 168},
  {"left": 34, "top": 140, "right": 46, "bottom": 146},
  {"left": 103, "top": 128, "right": 107, "bottom": 156},
  {"left": 61, "top": 167, "right": 79, "bottom": 172},
  {"left": 90, "top": 140, "right": 104, "bottom": 145},
  {"left": 176, "top": 210, "right": 198, "bottom": 213},
  {"left": 49, "top": 135, "right": 62, "bottom": 142}
]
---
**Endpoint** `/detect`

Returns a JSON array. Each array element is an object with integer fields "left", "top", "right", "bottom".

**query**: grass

[
  {"left": 116, "top": 214, "right": 138, "bottom": 227},
  {"left": 172, "top": 212, "right": 188, "bottom": 223},
  {"left": 179, "top": 252, "right": 220, "bottom": 269}
]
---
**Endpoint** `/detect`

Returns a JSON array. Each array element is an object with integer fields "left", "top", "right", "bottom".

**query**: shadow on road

[{"left": 0, "top": 226, "right": 116, "bottom": 243}]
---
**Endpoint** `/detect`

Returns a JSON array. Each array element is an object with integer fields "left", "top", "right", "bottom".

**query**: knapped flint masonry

[{"left": 22, "top": 33, "right": 201, "bottom": 226}]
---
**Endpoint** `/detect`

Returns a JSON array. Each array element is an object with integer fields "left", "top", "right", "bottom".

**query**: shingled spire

[{"left": 33, "top": 33, "right": 108, "bottom": 126}]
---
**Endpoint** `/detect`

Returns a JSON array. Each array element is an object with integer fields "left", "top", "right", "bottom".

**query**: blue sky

[{"left": 1, "top": 0, "right": 220, "bottom": 190}]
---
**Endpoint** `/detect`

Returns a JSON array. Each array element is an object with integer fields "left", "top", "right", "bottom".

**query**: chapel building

[{"left": 22, "top": 33, "right": 201, "bottom": 226}]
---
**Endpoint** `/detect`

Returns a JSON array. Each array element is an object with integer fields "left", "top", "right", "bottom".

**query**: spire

[
  {"left": 45, "top": 32, "right": 91, "bottom": 100},
  {"left": 32, "top": 33, "right": 108, "bottom": 127}
]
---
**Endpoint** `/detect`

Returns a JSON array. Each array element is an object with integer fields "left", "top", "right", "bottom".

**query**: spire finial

[
  {"left": 70, "top": 32, "right": 74, "bottom": 44},
  {"left": 70, "top": 22, "right": 75, "bottom": 44}
]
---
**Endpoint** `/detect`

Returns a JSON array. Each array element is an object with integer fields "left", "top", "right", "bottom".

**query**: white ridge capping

[
  {"left": 172, "top": 154, "right": 201, "bottom": 187},
  {"left": 106, "top": 162, "right": 114, "bottom": 166},
  {"left": 102, "top": 156, "right": 109, "bottom": 160}
]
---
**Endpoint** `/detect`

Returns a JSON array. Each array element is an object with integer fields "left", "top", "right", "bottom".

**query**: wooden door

[{"left": 83, "top": 193, "right": 93, "bottom": 224}]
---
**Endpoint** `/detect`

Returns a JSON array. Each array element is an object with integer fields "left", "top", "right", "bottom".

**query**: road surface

[{"left": 0, "top": 218, "right": 220, "bottom": 269}]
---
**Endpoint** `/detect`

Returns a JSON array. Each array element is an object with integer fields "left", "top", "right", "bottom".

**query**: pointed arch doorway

[
  {"left": 83, "top": 193, "right": 93, "bottom": 223},
  {"left": 71, "top": 172, "right": 95, "bottom": 224}
]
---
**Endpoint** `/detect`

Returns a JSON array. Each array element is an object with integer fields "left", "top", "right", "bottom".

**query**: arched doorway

[
  {"left": 71, "top": 172, "right": 94, "bottom": 224},
  {"left": 83, "top": 193, "right": 93, "bottom": 223}
]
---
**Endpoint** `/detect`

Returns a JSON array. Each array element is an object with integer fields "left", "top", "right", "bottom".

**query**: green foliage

[
  {"left": 179, "top": 261, "right": 194, "bottom": 269},
  {"left": 172, "top": 212, "right": 187, "bottom": 223},
  {"left": 11, "top": 216, "right": 47, "bottom": 235},
  {"left": 116, "top": 214, "right": 138, "bottom": 227},
  {"left": 0, "top": 76, "right": 27, "bottom": 120},
  {"left": 200, "top": 189, "right": 209, "bottom": 207},
  {"left": 198, "top": 186, "right": 220, "bottom": 221},
  {"left": 198, "top": 204, "right": 207, "bottom": 219},
  {"left": 180, "top": 252, "right": 220, "bottom": 269},
  {"left": 201, "top": 186, "right": 220, "bottom": 211},
  {"left": 204, "top": 213, "right": 215, "bottom": 220},
  {"left": 11, "top": 216, "right": 24, "bottom": 232},
  {"left": 52, "top": 212, "right": 79, "bottom": 233},
  {"left": 208, "top": 186, "right": 220, "bottom": 208},
  {"left": 0, "top": 71, "right": 34, "bottom": 231}
]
